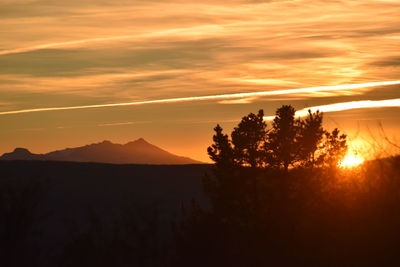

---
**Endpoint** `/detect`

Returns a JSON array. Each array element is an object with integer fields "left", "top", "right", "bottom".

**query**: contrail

[
  {"left": 0, "top": 81, "right": 399, "bottom": 116},
  {"left": 264, "top": 98, "right": 400, "bottom": 120}
]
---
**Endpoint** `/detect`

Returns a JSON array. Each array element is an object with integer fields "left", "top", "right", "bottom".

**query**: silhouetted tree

[
  {"left": 231, "top": 110, "right": 267, "bottom": 168},
  {"left": 323, "top": 128, "right": 348, "bottom": 167},
  {"left": 174, "top": 106, "right": 354, "bottom": 267},
  {"left": 207, "top": 105, "right": 347, "bottom": 171},
  {"left": 207, "top": 124, "right": 235, "bottom": 169},
  {"left": 266, "top": 105, "right": 299, "bottom": 171},
  {"left": 298, "top": 110, "right": 325, "bottom": 167},
  {"left": 206, "top": 124, "right": 241, "bottom": 215}
]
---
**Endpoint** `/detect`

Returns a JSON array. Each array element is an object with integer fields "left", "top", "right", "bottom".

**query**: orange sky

[{"left": 0, "top": 0, "right": 399, "bottom": 162}]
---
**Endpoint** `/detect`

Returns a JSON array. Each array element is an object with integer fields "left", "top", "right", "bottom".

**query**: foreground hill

[
  {"left": 0, "top": 138, "right": 202, "bottom": 164},
  {"left": 0, "top": 160, "right": 210, "bottom": 265},
  {"left": 1, "top": 157, "right": 400, "bottom": 266}
]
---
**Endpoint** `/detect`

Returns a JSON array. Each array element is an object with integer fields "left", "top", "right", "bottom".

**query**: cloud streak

[
  {"left": 0, "top": 81, "right": 399, "bottom": 116},
  {"left": 264, "top": 98, "right": 400, "bottom": 120},
  {"left": 296, "top": 98, "right": 400, "bottom": 117},
  {"left": 0, "top": 23, "right": 236, "bottom": 56},
  {"left": 97, "top": 121, "right": 150, "bottom": 127}
]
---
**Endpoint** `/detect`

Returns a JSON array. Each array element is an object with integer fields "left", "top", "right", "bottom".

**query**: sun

[{"left": 339, "top": 154, "right": 365, "bottom": 168}]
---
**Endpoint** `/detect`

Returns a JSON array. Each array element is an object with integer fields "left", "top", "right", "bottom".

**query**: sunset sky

[{"left": 1, "top": 0, "right": 399, "bottom": 162}]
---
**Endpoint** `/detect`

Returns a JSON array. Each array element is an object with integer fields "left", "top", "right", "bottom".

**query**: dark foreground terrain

[
  {"left": 0, "top": 160, "right": 210, "bottom": 266},
  {"left": 2, "top": 157, "right": 400, "bottom": 267}
]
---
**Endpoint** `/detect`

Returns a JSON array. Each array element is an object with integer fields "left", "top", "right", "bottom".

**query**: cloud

[
  {"left": 1, "top": 0, "right": 399, "bottom": 121},
  {"left": 371, "top": 56, "right": 400, "bottom": 67},
  {"left": 218, "top": 97, "right": 257, "bottom": 104},
  {"left": 0, "top": 81, "right": 398, "bottom": 116},
  {"left": 0, "top": 22, "right": 259, "bottom": 56},
  {"left": 264, "top": 98, "right": 400, "bottom": 120},
  {"left": 97, "top": 121, "right": 150, "bottom": 127},
  {"left": 221, "top": 78, "right": 302, "bottom": 86}
]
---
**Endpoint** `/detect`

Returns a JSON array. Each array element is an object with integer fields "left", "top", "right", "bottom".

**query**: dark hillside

[{"left": 0, "top": 160, "right": 210, "bottom": 265}]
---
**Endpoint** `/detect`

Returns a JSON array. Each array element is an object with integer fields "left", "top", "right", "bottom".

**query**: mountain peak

[
  {"left": 125, "top": 138, "right": 150, "bottom": 146},
  {"left": 13, "top": 147, "right": 32, "bottom": 154},
  {"left": 99, "top": 140, "right": 113, "bottom": 145},
  {"left": 1, "top": 147, "right": 41, "bottom": 160},
  {"left": 135, "top": 137, "right": 147, "bottom": 143}
]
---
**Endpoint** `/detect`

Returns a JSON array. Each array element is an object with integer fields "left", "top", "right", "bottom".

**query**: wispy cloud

[
  {"left": 0, "top": 22, "right": 251, "bottom": 56},
  {"left": 264, "top": 98, "right": 400, "bottom": 120},
  {"left": 1, "top": 0, "right": 399, "bottom": 104},
  {"left": 218, "top": 97, "right": 256, "bottom": 104},
  {"left": 15, "top": 127, "right": 45, "bottom": 132},
  {"left": 221, "top": 78, "right": 302, "bottom": 86},
  {"left": 0, "top": 81, "right": 398, "bottom": 116},
  {"left": 97, "top": 121, "right": 150, "bottom": 127}
]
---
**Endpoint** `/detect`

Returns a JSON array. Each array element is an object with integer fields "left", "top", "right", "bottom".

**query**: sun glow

[{"left": 339, "top": 154, "right": 365, "bottom": 168}]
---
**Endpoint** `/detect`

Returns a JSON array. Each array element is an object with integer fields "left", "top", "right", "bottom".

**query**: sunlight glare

[{"left": 339, "top": 154, "right": 364, "bottom": 168}]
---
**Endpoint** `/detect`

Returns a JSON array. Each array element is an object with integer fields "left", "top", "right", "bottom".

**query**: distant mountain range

[{"left": 0, "top": 138, "right": 203, "bottom": 165}]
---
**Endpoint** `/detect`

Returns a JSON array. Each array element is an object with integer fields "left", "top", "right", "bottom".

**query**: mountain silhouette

[
  {"left": 1, "top": 148, "right": 43, "bottom": 161},
  {"left": 0, "top": 138, "right": 202, "bottom": 164}
]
